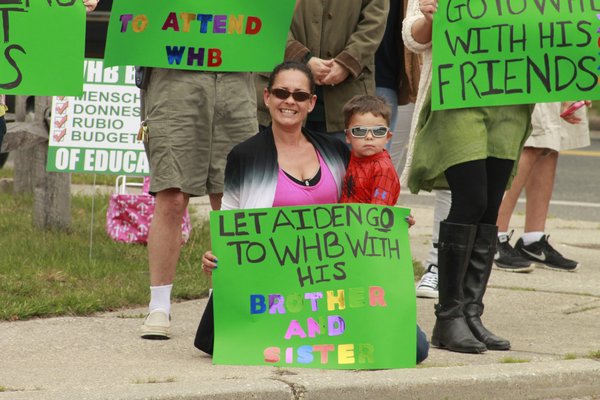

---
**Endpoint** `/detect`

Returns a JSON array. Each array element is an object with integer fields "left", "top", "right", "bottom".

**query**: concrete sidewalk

[{"left": 2, "top": 195, "right": 600, "bottom": 399}]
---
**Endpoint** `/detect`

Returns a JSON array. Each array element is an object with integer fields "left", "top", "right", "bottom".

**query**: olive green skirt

[{"left": 407, "top": 89, "right": 533, "bottom": 194}]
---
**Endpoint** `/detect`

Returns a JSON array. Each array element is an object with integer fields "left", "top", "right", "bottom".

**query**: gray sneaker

[
  {"left": 494, "top": 231, "right": 535, "bottom": 273},
  {"left": 141, "top": 310, "right": 171, "bottom": 340},
  {"left": 416, "top": 264, "right": 438, "bottom": 299}
]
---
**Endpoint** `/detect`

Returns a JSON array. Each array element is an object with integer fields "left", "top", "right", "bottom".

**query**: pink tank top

[{"left": 273, "top": 152, "right": 338, "bottom": 207}]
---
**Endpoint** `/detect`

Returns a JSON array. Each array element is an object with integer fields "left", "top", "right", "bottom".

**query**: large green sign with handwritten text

[
  {"left": 210, "top": 204, "right": 417, "bottom": 370},
  {"left": 104, "top": 0, "right": 295, "bottom": 72},
  {"left": 0, "top": 1, "right": 85, "bottom": 96},
  {"left": 432, "top": 1, "right": 600, "bottom": 110}
]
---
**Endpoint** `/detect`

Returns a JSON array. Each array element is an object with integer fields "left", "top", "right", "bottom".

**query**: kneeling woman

[{"left": 195, "top": 61, "right": 428, "bottom": 364}]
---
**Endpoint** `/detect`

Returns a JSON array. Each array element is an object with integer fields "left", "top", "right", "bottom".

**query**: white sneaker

[
  {"left": 416, "top": 264, "right": 439, "bottom": 299},
  {"left": 141, "top": 310, "right": 171, "bottom": 340}
]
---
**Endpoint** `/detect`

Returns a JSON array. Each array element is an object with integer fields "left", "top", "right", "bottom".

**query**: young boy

[
  {"left": 340, "top": 95, "right": 425, "bottom": 363},
  {"left": 341, "top": 95, "right": 401, "bottom": 206}
]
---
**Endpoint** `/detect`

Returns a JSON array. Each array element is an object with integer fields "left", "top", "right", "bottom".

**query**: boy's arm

[{"left": 369, "top": 164, "right": 400, "bottom": 206}]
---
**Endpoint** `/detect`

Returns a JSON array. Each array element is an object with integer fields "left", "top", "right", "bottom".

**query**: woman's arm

[{"left": 403, "top": 0, "right": 436, "bottom": 53}]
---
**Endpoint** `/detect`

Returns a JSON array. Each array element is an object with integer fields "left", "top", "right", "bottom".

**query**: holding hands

[
  {"left": 307, "top": 57, "right": 334, "bottom": 85},
  {"left": 307, "top": 58, "right": 350, "bottom": 86}
]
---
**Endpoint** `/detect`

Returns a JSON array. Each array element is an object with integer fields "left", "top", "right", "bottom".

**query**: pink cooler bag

[{"left": 106, "top": 176, "right": 191, "bottom": 244}]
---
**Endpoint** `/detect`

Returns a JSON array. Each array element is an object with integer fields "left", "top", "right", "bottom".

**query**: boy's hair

[{"left": 342, "top": 95, "right": 392, "bottom": 128}]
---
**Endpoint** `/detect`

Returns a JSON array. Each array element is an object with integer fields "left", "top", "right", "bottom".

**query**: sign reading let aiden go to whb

[
  {"left": 211, "top": 204, "right": 417, "bottom": 370},
  {"left": 47, "top": 59, "right": 148, "bottom": 176}
]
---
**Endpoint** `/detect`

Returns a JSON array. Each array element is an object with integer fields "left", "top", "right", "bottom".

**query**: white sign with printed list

[{"left": 47, "top": 59, "right": 149, "bottom": 175}]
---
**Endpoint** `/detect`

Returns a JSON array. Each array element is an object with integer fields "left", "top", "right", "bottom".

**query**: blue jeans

[
  {"left": 375, "top": 87, "right": 414, "bottom": 175},
  {"left": 375, "top": 87, "right": 398, "bottom": 151},
  {"left": 417, "top": 324, "right": 429, "bottom": 364}
]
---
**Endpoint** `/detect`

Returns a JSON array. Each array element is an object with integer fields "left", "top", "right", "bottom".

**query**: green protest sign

[
  {"left": 104, "top": 0, "right": 296, "bottom": 72},
  {"left": 431, "top": 1, "right": 600, "bottom": 110},
  {"left": 47, "top": 59, "right": 148, "bottom": 175},
  {"left": 0, "top": 1, "right": 85, "bottom": 96},
  {"left": 210, "top": 204, "right": 417, "bottom": 370}
]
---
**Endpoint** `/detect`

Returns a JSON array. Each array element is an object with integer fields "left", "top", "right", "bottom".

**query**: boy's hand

[{"left": 405, "top": 215, "right": 416, "bottom": 228}]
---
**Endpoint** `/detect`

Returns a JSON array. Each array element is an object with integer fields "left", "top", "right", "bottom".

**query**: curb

[{"left": 4, "top": 359, "right": 600, "bottom": 400}]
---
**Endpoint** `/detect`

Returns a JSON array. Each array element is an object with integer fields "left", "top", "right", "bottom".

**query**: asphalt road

[{"left": 401, "top": 137, "right": 600, "bottom": 223}]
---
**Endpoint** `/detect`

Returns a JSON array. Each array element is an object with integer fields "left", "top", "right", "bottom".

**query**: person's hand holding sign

[
  {"left": 420, "top": 0, "right": 437, "bottom": 23},
  {"left": 83, "top": 0, "right": 99, "bottom": 12},
  {"left": 412, "top": 0, "right": 437, "bottom": 44},
  {"left": 201, "top": 250, "right": 218, "bottom": 276}
]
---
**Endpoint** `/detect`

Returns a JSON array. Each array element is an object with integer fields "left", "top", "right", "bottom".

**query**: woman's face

[{"left": 264, "top": 69, "right": 316, "bottom": 130}]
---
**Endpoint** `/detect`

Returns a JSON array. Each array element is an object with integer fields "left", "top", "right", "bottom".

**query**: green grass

[
  {"left": 0, "top": 168, "right": 117, "bottom": 186},
  {"left": 498, "top": 356, "right": 530, "bottom": 364},
  {"left": 587, "top": 350, "right": 600, "bottom": 360},
  {"left": 0, "top": 191, "right": 211, "bottom": 321},
  {"left": 413, "top": 259, "right": 425, "bottom": 281},
  {"left": 133, "top": 377, "right": 176, "bottom": 384},
  {"left": 563, "top": 353, "right": 578, "bottom": 360}
]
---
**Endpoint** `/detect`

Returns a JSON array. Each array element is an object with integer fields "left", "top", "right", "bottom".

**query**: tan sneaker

[{"left": 141, "top": 310, "right": 170, "bottom": 340}]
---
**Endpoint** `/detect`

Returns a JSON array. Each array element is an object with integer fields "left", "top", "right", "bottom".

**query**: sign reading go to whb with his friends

[
  {"left": 432, "top": 1, "right": 600, "bottom": 110},
  {"left": 210, "top": 204, "right": 417, "bottom": 370}
]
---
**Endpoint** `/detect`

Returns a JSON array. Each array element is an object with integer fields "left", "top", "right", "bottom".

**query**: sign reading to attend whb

[
  {"left": 104, "top": 0, "right": 296, "bottom": 72},
  {"left": 210, "top": 204, "right": 417, "bottom": 370},
  {"left": 0, "top": 1, "right": 86, "bottom": 96},
  {"left": 432, "top": 2, "right": 600, "bottom": 110},
  {"left": 47, "top": 59, "right": 149, "bottom": 175}
]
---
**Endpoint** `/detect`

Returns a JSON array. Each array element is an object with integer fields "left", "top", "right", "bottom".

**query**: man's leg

[
  {"left": 523, "top": 149, "right": 557, "bottom": 233},
  {"left": 209, "top": 193, "right": 223, "bottom": 211},
  {"left": 494, "top": 147, "right": 542, "bottom": 272},
  {"left": 142, "top": 188, "right": 189, "bottom": 340},
  {"left": 496, "top": 147, "right": 541, "bottom": 232},
  {"left": 515, "top": 150, "right": 578, "bottom": 271}
]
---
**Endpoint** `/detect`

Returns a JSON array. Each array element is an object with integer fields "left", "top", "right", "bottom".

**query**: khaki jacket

[{"left": 257, "top": 0, "right": 389, "bottom": 132}]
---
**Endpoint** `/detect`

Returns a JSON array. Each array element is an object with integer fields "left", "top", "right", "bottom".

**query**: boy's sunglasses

[
  {"left": 270, "top": 88, "right": 312, "bottom": 102},
  {"left": 346, "top": 126, "right": 389, "bottom": 138}
]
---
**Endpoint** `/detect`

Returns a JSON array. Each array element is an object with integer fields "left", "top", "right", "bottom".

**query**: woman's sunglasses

[
  {"left": 346, "top": 126, "right": 389, "bottom": 138},
  {"left": 270, "top": 88, "right": 312, "bottom": 102}
]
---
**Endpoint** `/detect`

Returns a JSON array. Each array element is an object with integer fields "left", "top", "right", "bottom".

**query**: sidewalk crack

[{"left": 269, "top": 377, "right": 306, "bottom": 400}]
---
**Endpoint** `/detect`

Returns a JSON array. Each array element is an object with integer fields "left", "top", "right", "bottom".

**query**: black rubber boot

[
  {"left": 463, "top": 223, "right": 511, "bottom": 351},
  {"left": 431, "top": 221, "right": 487, "bottom": 354}
]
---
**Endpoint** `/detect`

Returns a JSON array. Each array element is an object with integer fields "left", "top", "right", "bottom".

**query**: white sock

[
  {"left": 149, "top": 284, "right": 173, "bottom": 315},
  {"left": 521, "top": 231, "right": 544, "bottom": 245}
]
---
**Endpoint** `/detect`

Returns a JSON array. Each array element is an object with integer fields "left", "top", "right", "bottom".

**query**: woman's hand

[
  {"left": 201, "top": 250, "right": 218, "bottom": 276},
  {"left": 83, "top": 0, "right": 99, "bottom": 13},
  {"left": 412, "top": 0, "right": 437, "bottom": 44},
  {"left": 420, "top": 0, "right": 437, "bottom": 24},
  {"left": 321, "top": 61, "right": 350, "bottom": 86},
  {"left": 307, "top": 57, "right": 334, "bottom": 85}
]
